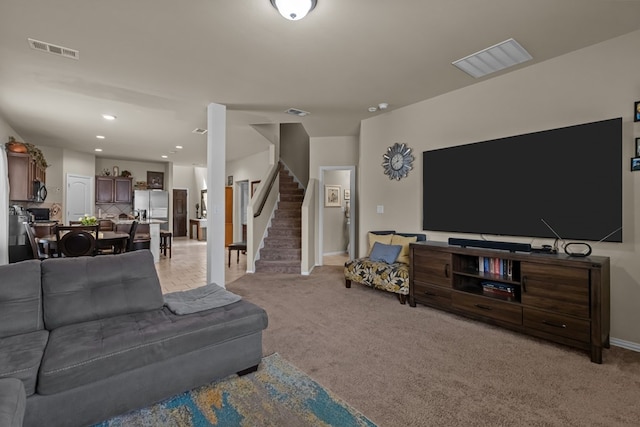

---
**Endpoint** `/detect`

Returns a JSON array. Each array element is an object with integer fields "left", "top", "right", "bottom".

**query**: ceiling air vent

[
  {"left": 192, "top": 128, "right": 208, "bottom": 135},
  {"left": 452, "top": 38, "right": 531, "bottom": 78},
  {"left": 285, "top": 108, "right": 310, "bottom": 117},
  {"left": 28, "top": 38, "right": 79, "bottom": 60}
]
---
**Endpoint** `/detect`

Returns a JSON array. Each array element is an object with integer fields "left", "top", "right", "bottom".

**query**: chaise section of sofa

[{"left": 0, "top": 250, "right": 269, "bottom": 427}]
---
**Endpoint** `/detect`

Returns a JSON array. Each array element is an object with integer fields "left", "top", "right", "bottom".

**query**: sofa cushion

[
  {"left": 367, "top": 232, "right": 394, "bottom": 256},
  {"left": 0, "top": 260, "right": 44, "bottom": 338},
  {"left": 37, "top": 300, "right": 268, "bottom": 395},
  {"left": 0, "top": 330, "right": 49, "bottom": 396},
  {"left": 0, "top": 378, "right": 26, "bottom": 427},
  {"left": 391, "top": 234, "right": 418, "bottom": 264},
  {"left": 369, "top": 242, "right": 403, "bottom": 264},
  {"left": 41, "top": 251, "right": 164, "bottom": 330}
]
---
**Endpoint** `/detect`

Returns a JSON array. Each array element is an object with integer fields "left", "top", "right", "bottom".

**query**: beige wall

[
  {"left": 1, "top": 118, "right": 24, "bottom": 265},
  {"left": 280, "top": 123, "right": 309, "bottom": 188},
  {"left": 359, "top": 29, "right": 640, "bottom": 346},
  {"left": 95, "top": 158, "right": 167, "bottom": 188},
  {"left": 227, "top": 150, "right": 271, "bottom": 242},
  {"left": 310, "top": 136, "right": 359, "bottom": 177}
]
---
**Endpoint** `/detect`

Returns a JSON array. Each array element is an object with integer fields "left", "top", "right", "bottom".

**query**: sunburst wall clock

[{"left": 382, "top": 142, "right": 414, "bottom": 180}]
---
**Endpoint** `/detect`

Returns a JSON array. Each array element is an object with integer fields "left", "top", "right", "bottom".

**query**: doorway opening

[{"left": 318, "top": 166, "right": 355, "bottom": 267}]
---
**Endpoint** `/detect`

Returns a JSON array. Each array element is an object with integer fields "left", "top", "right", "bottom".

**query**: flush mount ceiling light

[
  {"left": 270, "top": 0, "right": 317, "bottom": 21},
  {"left": 452, "top": 38, "right": 532, "bottom": 78},
  {"left": 102, "top": 114, "right": 117, "bottom": 120}
]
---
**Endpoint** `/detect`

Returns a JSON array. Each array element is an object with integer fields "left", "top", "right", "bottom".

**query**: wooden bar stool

[{"left": 160, "top": 230, "right": 172, "bottom": 258}]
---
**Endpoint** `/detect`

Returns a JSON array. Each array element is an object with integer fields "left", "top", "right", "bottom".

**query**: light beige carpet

[{"left": 227, "top": 265, "right": 640, "bottom": 427}]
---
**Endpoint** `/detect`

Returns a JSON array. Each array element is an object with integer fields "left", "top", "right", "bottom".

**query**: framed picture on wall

[
  {"left": 147, "top": 171, "right": 164, "bottom": 189},
  {"left": 324, "top": 185, "right": 341, "bottom": 207},
  {"left": 636, "top": 138, "right": 640, "bottom": 157},
  {"left": 631, "top": 157, "right": 640, "bottom": 171},
  {"left": 635, "top": 101, "right": 640, "bottom": 122},
  {"left": 251, "top": 180, "right": 261, "bottom": 197}
]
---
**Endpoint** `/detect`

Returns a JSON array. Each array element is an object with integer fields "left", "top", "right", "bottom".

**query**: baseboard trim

[{"left": 610, "top": 337, "right": 640, "bottom": 352}]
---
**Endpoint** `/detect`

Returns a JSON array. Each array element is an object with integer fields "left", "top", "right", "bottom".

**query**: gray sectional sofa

[{"left": 0, "top": 250, "right": 268, "bottom": 427}]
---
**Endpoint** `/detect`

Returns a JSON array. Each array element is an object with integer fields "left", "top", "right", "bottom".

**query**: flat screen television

[{"left": 422, "top": 117, "right": 622, "bottom": 242}]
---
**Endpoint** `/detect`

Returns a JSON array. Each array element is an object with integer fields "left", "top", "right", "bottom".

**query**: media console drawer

[
  {"left": 523, "top": 307, "right": 590, "bottom": 343},
  {"left": 412, "top": 282, "right": 451, "bottom": 308},
  {"left": 452, "top": 292, "right": 523, "bottom": 325}
]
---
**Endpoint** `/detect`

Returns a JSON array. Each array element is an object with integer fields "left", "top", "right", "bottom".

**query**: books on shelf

[
  {"left": 478, "top": 256, "right": 513, "bottom": 278},
  {"left": 481, "top": 280, "right": 517, "bottom": 301}
]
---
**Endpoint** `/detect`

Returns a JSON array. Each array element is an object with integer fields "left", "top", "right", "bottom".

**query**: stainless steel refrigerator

[{"left": 134, "top": 190, "right": 169, "bottom": 231}]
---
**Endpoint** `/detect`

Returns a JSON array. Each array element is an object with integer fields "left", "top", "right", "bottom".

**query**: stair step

[
  {"left": 255, "top": 260, "right": 300, "bottom": 274},
  {"left": 260, "top": 248, "right": 301, "bottom": 261},
  {"left": 268, "top": 227, "right": 301, "bottom": 237},
  {"left": 278, "top": 201, "right": 302, "bottom": 210},
  {"left": 264, "top": 236, "right": 301, "bottom": 248},
  {"left": 274, "top": 210, "right": 300, "bottom": 219},
  {"left": 280, "top": 194, "right": 304, "bottom": 202}
]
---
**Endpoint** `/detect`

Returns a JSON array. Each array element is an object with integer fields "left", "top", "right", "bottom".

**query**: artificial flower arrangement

[{"left": 79, "top": 214, "right": 98, "bottom": 226}]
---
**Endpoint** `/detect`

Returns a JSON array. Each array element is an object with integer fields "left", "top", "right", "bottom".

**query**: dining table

[{"left": 38, "top": 231, "right": 130, "bottom": 256}]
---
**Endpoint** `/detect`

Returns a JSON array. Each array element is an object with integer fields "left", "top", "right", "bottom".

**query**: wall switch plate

[{"left": 377, "top": 205, "right": 384, "bottom": 214}]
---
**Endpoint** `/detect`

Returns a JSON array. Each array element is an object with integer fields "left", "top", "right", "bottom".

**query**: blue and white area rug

[{"left": 94, "top": 353, "right": 376, "bottom": 426}]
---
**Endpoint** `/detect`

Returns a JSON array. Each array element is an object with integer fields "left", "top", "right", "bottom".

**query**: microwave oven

[{"left": 33, "top": 180, "right": 47, "bottom": 203}]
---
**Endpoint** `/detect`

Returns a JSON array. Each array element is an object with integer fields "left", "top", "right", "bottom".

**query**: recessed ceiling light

[
  {"left": 94, "top": 148, "right": 102, "bottom": 152},
  {"left": 96, "top": 135, "right": 105, "bottom": 139},
  {"left": 368, "top": 107, "right": 377, "bottom": 112},
  {"left": 175, "top": 145, "right": 183, "bottom": 149},
  {"left": 102, "top": 114, "right": 117, "bottom": 120},
  {"left": 161, "top": 155, "right": 168, "bottom": 159},
  {"left": 285, "top": 108, "right": 310, "bottom": 117}
]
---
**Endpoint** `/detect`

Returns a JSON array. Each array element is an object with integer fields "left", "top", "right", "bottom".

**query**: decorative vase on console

[{"left": 113, "top": 166, "right": 120, "bottom": 177}]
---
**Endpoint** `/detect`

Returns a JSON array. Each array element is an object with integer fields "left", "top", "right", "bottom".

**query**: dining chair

[
  {"left": 23, "top": 222, "right": 49, "bottom": 260},
  {"left": 126, "top": 221, "right": 139, "bottom": 252},
  {"left": 55, "top": 225, "right": 98, "bottom": 257}
]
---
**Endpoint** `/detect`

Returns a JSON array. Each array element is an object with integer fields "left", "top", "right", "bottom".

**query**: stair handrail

[{"left": 253, "top": 163, "right": 282, "bottom": 218}]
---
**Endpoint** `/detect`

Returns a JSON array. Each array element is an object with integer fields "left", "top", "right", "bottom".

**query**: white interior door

[{"left": 66, "top": 174, "right": 93, "bottom": 224}]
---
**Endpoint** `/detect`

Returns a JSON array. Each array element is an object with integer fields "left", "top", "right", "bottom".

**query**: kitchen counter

[
  {"left": 109, "top": 219, "right": 164, "bottom": 262},
  {"left": 109, "top": 219, "right": 167, "bottom": 225}
]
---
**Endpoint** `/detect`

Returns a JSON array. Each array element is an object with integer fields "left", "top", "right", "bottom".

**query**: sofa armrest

[{"left": 0, "top": 378, "right": 26, "bottom": 427}]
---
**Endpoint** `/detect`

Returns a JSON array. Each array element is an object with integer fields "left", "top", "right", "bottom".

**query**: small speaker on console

[
  {"left": 564, "top": 242, "right": 592, "bottom": 257},
  {"left": 448, "top": 238, "right": 532, "bottom": 253}
]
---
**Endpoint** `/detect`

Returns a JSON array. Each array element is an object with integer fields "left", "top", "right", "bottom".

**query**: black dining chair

[
  {"left": 23, "top": 222, "right": 49, "bottom": 260},
  {"left": 55, "top": 225, "right": 98, "bottom": 257},
  {"left": 127, "top": 221, "right": 139, "bottom": 252}
]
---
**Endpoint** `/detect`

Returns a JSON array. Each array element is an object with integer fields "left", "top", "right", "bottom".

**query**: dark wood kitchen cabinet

[
  {"left": 96, "top": 176, "right": 132, "bottom": 204},
  {"left": 7, "top": 152, "right": 46, "bottom": 201}
]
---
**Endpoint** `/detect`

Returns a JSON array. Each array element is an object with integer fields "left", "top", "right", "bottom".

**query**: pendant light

[{"left": 270, "top": 0, "right": 317, "bottom": 21}]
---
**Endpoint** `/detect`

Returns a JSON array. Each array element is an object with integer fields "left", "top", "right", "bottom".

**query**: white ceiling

[{"left": 2, "top": 0, "right": 640, "bottom": 166}]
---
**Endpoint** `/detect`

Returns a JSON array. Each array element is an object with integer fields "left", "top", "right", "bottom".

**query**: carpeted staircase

[{"left": 255, "top": 166, "right": 303, "bottom": 274}]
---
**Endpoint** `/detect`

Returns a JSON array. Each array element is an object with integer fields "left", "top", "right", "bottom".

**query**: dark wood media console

[{"left": 409, "top": 241, "right": 610, "bottom": 363}]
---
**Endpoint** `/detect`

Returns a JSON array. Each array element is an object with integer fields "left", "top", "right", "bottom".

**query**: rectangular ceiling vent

[
  {"left": 452, "top": 38, "right": 531, "bottom": 78},
  {"left": 192, "top": 128, "right": 208, "bottom": 135},
  {"left": 28, "top": 38, "right": 79, "bottom": 60},
  {"left": 285, "top": 108, "right": 310, "bottom": 117}
]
